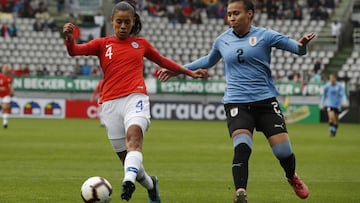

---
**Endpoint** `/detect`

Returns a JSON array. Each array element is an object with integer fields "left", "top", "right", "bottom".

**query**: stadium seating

[
  {"left": 141, "top": 11, "right": 330, "bottom": 80},
  {"left": 339, "top": 51, "right": 360, "bottom": 91},
  {"left": 0, "top": 5, "right": 338, "bottom": 81},
  {"left": 0, "top": 17, "right": 97, "bottom": 76}
]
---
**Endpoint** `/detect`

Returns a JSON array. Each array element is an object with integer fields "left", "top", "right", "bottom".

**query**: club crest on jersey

[
  {"left": 230, "top": 107, "right": 238, "bottom": 117},
  {"left": 249, "top": 37, "right": 257, "bottom": 46},
  {"left": 131, "top": 41, "right": 139, "bottom": 48}
]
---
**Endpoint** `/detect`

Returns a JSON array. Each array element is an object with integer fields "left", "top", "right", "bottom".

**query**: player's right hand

[
  {"left": 63, "top": 23, "right": 75, "bottom": 38},
  {"left": 298, "top": 32, "right": 316, "bottom": 47}
]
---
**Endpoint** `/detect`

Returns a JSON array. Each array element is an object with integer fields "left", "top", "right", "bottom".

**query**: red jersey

[
  {"left": 0, "top": 74, "right": 12, "bottom": 97},
  {"left": 65, "top": 36, "right": 187, "bottom": 102}
]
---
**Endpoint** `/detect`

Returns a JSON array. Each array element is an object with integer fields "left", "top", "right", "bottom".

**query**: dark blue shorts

[{"left": 326, "top": 107, "right": 340, "bottom": 114}]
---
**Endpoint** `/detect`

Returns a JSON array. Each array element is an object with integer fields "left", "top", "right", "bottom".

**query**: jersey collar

[{"left": 232, "top": 26, "right": 254, "bottom": 38}]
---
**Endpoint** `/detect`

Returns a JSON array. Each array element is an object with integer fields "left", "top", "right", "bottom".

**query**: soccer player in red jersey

[
  {"left": 63, "top": 1, "right": 208, "bottom": 202},
  {"left": 0, "top": 64, "right": 13, "bottom": 129}
]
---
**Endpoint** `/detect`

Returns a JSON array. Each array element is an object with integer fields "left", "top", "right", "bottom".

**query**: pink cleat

[{"left": 288, "top": 173, "right": 309, "bottom": 199}]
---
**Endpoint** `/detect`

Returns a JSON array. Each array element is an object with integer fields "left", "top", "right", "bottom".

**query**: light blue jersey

[
  {"left": 185, "top": 26, "right": 307, "bottom": 103},
  {"left": 320, "top": 82, "right": 348, "bottom": 110}
]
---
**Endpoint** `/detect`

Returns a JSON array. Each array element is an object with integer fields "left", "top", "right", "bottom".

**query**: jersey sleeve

[
  {"left": 143, "top": 39, "right": 192, "bottom": 76},
  {"left": 266, "top": 29, "right": 307, "bottom": 55},
  {"left": 64, "top": 38, "right": 102, "bottom": 56},
  {"left": 184, "top": 40, "right": 222, "bottom": 70}
]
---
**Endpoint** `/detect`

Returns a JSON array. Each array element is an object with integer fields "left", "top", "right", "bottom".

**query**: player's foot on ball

[
  {"left": 234, "top": 188, "right": 248, "bottom": 203},
  {"left": 288, "top": 173, "right": 309, "bottom": 199},
  {"left": 121, "top": 181, "right": 135, "bottom": 201},
  {"left": 148, "top": 176, "right": 161, "bottom": 203}
]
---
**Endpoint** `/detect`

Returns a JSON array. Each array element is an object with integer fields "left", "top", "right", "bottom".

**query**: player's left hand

[
  {"left": 298, "top": 32, "right": 317, "bottom": 47},
  {"left": 190, "top": 69, "right": 209, "bottom": 79}
]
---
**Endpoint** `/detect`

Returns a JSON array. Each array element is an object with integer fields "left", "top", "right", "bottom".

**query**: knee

[
  {"left": 232, "top": 134, "right": 252, "bottom": 162},
  {"left": 271, "top": 141, "right": 293, "bottom": 159},
  {"left": 233, "top": 143, "right": 252, "bottom": 163}
]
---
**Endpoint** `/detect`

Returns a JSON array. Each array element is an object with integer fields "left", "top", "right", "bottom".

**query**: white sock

[
  {"left": 123, "top": 151, "right": 142, "bottom": 183},
  {"left": 3, "top": 113, "right": 9, "bottom": 125},
  {"left": 136, "top": 164, "right": 154, "bottom": 190}
]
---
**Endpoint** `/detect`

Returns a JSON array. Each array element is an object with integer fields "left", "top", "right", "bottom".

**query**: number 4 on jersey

[{"left": 105, "top": 45, "right": 113, "bottom": 59}]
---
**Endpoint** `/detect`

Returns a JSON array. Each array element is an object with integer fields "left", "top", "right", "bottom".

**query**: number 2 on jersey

[
  {"left": 271, "top": 101, "right": 283, "bottom": 118},
  {"left": 237, "top": 48, "right": 244, "bottom": 63}
]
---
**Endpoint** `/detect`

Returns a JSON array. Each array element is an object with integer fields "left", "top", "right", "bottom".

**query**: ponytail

[{"left": 132, "top": 12, "right": 142, "bottom": 36}]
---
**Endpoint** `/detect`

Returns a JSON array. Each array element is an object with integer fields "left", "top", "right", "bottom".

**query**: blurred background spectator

[
  {"left": 1, "top": 21, "right": 16, "bottom": 38},
  {"left": 331, "top": 20, "right": 342, "bottom": 38},
  {"left": 313, "top": 60, "right": 323, "bottom": 74}
]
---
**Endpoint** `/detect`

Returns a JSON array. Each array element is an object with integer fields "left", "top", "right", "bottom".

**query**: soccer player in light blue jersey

[
  {"left": 320, "top": 74, "right": 348, "bottom": 137},
  {"left": 158, "top": 0, "right": 316, "bottom": 202}
]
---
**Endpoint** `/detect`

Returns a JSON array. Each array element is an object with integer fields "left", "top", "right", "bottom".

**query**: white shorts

[
  {"left": 101, "top": 93, "right": 151, "bottom": 152},
  {"left": 0, "top": 96, "right": 11, "bottom": 103}
]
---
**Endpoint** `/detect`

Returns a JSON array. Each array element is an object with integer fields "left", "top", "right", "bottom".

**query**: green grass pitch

[{"left": 0, "top": 118, "right": 359, "bottom": 203}]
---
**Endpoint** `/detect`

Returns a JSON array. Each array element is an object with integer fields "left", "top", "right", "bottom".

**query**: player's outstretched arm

[
  {"left": 9, "top": 84, "right": 14, "bottom": 97},
  {"left": 157, "top": 67, "right": 208, "bottom": 82}
]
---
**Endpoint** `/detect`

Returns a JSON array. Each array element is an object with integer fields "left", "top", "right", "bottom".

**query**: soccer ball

[{"left": 80, "top": 176, "right": 112, "bottom": 203}]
